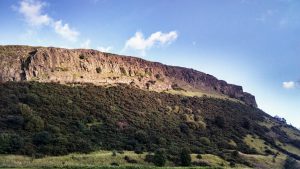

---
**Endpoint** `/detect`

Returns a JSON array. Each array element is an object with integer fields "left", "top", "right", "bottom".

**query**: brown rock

[{"left": 0, "top": 45, "right": 257, "bottom": 107}]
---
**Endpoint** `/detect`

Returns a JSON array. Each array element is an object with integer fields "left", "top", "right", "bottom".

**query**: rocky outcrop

[{"left": 0, "top": 45, "right": 257, "bottom": 107}]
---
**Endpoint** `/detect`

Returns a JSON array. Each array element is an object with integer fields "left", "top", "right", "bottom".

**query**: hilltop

[
  {"left": 0, "top": 45, "right": 300, "bottom": 168},
  {"left": 0, "top": 45, "right": 257, "bottom": 107}
]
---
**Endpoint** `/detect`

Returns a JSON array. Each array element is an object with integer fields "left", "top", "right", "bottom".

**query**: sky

[{"left": 0, "top": 0, "right": 299, "bottom": 128}]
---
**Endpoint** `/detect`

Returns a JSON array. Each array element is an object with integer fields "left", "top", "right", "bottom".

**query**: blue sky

[{"left": 0, "top": 0, "right": 299, "bottom": 127}]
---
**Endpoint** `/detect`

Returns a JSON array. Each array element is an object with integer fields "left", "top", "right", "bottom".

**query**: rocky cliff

[{"left": 0, "top": 45, "right": 257, "bottom": 107}]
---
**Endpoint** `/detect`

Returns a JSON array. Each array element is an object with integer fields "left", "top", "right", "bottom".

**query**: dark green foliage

[
  {"left": 215, "top": 116, "right": 225, "bottom": 128},
  {"left": 0, "top": 133, "right": 24, "bottom": 153},
  {"left": 284, "top": 157, "right": 299, "bottom": 169},
  {"left": 0, "top": 81, "right": 298, "bottom": 162},
  {"left": 124, "top": 156, "right": 137, "bottom": 163},
  {"left": 196, "top": 154, "right": 202, "bottom": 159},
  {"left": 230, "top": 161, "right": 236, "bottom": 167},
  {"left": 199, "top": 137, "right": 210, "bottom": 146},
  {"left": 180, "top": 148, "right": 191, "bottom": 166},
  {"left": 232, "top": 150, "right": 239, "bottom": 157},
  {"left": 33, "top": 131, "right": 51, "bottom": 146},
  {"left": 112, "top": 150, "right": 117, "bottom": 156},
  {"left": 153, "top": 148, "right": 167, "bottom": 166}
]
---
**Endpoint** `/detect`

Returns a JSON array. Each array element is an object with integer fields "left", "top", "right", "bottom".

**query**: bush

[
  {"left": 284, "top": 157, "right": 298, "bottom": 169},
  {"left": 232, "top": 150, "right": 239, "bottom": 157},
  {"left": 134, "top": 130, "right": 148, "bottom": 143},
  {"left": 199, "top": 137, "right": 210, "bottom": 146},
  {"left": 153, "top": 148, "right": 166, "bottom": 166},
  {"left": 112, "top": 150, "right": 117, "bottom": 156},
  {"left": 180, "top": 148, "right": 191, "bottom": 166},
  {"left": 230, "top": 161, "right": 236, "bottom": 167},
  {"left": 134, "top": 146, "right": 143, "bottom": 154},
  {"left": 145, "top": 153, "right": 154, "bottom": 163},
  {"left": 96, "top": 67, "right": 102, "bottom": 74},
  {"left": 79, "top": 54, "right": 85, "bottom": 59},
  {"left": 110, "top": 162, "right": 119, "bottom": 166},
  {"left": 196, "top": 154, "right": 202, "bottom": 159},
  {"left": 33, "top": 131, "right": 51, "bottom": 146},
  {"left": 124, "top": 156, "right": 137, "bottom": 163},
  {"left": 215, "top": 116, "right": 225, "bottom": 128}
]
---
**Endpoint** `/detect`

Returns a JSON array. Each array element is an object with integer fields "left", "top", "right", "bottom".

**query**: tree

[
  {"left": 180, "top": 148, "right": 191, "bottom": 166},
  {"left": 33, "top": 131, "right": 51, "bottom": 146},
  {"left": 215, "top": 116, "right": 225, "bottom": 128},
  {"left": 153, "top": 148, "right": 166, "bottom": 166}
]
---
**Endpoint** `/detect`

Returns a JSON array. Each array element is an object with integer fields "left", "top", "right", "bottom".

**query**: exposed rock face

[{"left": 0, "top": 45, "right": 257, "bottom": 107}]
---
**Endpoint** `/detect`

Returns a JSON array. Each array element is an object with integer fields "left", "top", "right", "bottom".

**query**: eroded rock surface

[{"left": 0, "top": 45, "right": 257, "bottom": 107}]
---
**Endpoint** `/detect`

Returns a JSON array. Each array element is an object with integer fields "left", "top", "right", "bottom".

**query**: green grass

[
  {"left": 191, "top": 154, "right": 230, "bottom": 167},
  {"left": 0, "top": 167, "right": 219, "bottom": 169},
  {"left": 164, "top": 90, "right": 243, "bottom": 104},
  {"left": 0, "top": 151, "right": 249, "bottom": 169},
  {"left": 243, "top": 134, "right": 277, "bottom": 155},
  {"left": 0, "top": 151, "right": 150, "bottom": 168},
  {"left": 239, "top": 152, "right": 286, "bottom": 169}
]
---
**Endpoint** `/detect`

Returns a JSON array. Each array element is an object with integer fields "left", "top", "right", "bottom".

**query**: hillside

[
  {"left": 0, "top": 45, "right": 257, "bottom": 107},
  {"left": 0, "top": 46, "right": 300, "bottom": 168}
]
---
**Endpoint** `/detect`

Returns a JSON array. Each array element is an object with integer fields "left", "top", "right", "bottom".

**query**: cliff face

[{"left": 0, "top": 45, "right": 257, "bottom": 107}]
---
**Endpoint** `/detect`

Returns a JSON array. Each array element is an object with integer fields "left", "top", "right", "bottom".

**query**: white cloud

[
  {"left": 97, "top": 46, "right": 113, "bottom": 52},
  {"left": 17, "top": 0, "right": 51, "bottom": 26},
  {"left": 124, "top": 31, "right": 178, "bottom": 55},
  {"left": 54, "top": 20, "right": 79, "bottom": 42},
  {"left": 16, "top": 0, "right": 79, "bottom": 42},
  {"left": 282, "top": 81, "right": 296, "bottom": 89},
  {"left": 80, "top": 39, "right": 91, "bottom": 49}
]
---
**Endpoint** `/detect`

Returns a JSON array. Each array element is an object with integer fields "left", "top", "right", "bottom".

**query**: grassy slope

[{"left": 0, "top": 150, "right": 262, "bottom": 169}]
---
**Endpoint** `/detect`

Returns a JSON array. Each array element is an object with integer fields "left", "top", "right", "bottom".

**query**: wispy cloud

[
  {"left": 282, "top": 81, "right": 299, "bottom": 89},
  {"left": 97, "top": 46, "right": 113, "bottom": 52},
  {"left": 17, "top": 0, "right": 51, "bottom": 26},
  {"left": 54, "top": 20, "right": 79, "bottom": 42},
  {"left": 123, "top": 31, "right": 178, "bottom": 56},
  {"left": 16, "top": 0, "right": 79, "bottom": 42},
  {"left": 80, "top": 39, "right": 91, "bottom": 49}
]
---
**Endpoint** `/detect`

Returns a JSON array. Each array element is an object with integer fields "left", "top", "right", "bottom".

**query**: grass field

[
  {"left": 0, "top": 150, "right": 252, "bottom": 169},
  {"left": 1, "top": 150, "right": 294, "bottom": 169},
  {"left": 0, "top": 167, "right": 217, "bottom": 169}
]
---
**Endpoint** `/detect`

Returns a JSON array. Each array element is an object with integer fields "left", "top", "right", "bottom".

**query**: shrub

[
  {"left": 33, "top": 131, "right": 51, "bottom": 146},
  {"left": 145, "top": 153, "right": 154, "bottom": 163},
  {"left": 112, "top": 150, "right": 117, "bottom": 156},
  {"left": 153, "top": 148, "right": 167, "bottom": 166},
  {"left": 230, "top": 161, "right": 236, "bottom": 167},
  {"left": 111, "top": 162, "right": 119, "bottom": 166},
  {"left": 199, "top": 137, "right": 210, "bottom": 146},
  {"left": 232, "top": 150, "right": 239, "bottom": 157},
  {"left": 284, "top": 157, "right": 298, "bottom": 169},
  {"left": 134, "top": 130, "right": 148, "bottom": 143},
  {"left": 215, "top": 116, "right": 225, "bottom": 128},
  {"left": 96, "top": 67, "right": 102, "bottom": 74},
  {"left": 79, "top": 54, "right": 85, "bottom": 59},
  {"left": 196, "top": 154, "right": 202, "bottom": 159},
  {"left": 134, "top": 146, "right": 143, "bottom": 154},
  {"left": 180, "top": 148, "right": 191, "bottom": 166},
  {"left": 124, "top": 156, "right": 137, "bottom": 163}
]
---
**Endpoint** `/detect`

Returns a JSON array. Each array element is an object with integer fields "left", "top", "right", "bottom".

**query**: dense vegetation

[{"left": 0, "top": 82, "right": 299, "bottom": 167}]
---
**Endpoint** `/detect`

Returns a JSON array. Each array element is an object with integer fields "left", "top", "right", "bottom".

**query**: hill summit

[{"left": 0, "top": 45, "right": 257, "bottom": 107}]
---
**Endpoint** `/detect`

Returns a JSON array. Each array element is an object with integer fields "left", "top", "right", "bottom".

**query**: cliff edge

[{"left": 0, "top": 45, "right": 257, "bottom": 107}]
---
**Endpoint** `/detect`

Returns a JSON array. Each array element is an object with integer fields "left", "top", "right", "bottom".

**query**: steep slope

[
  {"left": 1, "top": 45, "right": 300, "bottom": 168},
  {"left": 0, "top": 45, "right": 257, "bottom": 107},
  {"left": 0, "top": 82, "right": 300, "bottom": 167}
]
